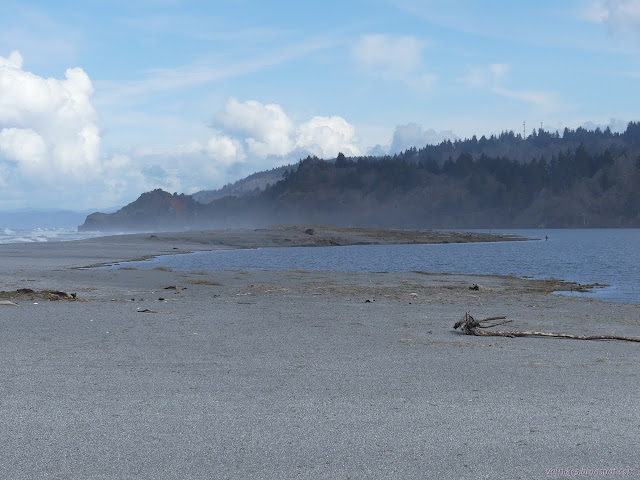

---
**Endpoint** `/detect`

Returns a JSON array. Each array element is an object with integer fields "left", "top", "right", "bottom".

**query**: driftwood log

[{"left": 454, "top": 312, "right": 640, "bottom": 343}]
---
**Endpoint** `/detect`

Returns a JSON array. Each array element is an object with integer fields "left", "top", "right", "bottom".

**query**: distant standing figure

[{"left": 545, "top": 235, "right": 548, "bottom": 241}]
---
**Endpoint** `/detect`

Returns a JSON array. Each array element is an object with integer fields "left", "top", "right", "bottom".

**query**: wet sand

[{"left": 1, "top": 227, "right": 638, "bottom": 479}]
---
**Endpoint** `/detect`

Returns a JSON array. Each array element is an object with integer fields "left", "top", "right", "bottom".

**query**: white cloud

[
  {"left": 0, "top": 53, "right": 367, "bottom": 209},
  {"left": 352, "top": 34, "right": 424, "bottom": 74},
  {"left": 580, "top": 118, "right": 629, "bottom": 132},
  {"left": 206, "top": 135, "right": 246, "bottom": 166},
  {"left": 0, "top": 128, "right": 47, "bottom": 173},
  {"left": 388, "top": 123, "right": 456, "bottom": 154},
  {"left": 462, "top": 62, "right": 560, "bottom": 113},
  {"left": 605, "top": 0, "right": 640, "bottom": 35},
  {"left": 580, "top": 2, "right": 610, "bottom": 22},
  {"left": 104, "top": 153, "right": 131, "bottom": 170},
  {"left": 94, "top": 36, "right": 339, "bottom": 107},
  {"left": 215, "top": 97, "right": 295, "bottom": 157},
  {"left": 296, "top": 116, "right": 360, "bottom": 157},
  {"left": 0, "top": 50, "right": 22, "bottom": 68},
  {"left": 463, "top": 63, "right": 511, "bottom": 88},
  {"left": 208, "top": 98, "right": 360, "bottom": 168},
  {"left": 351, "top": 34, "right": 434, "bottom": 88},
  {"left": 492, "top": 86, "right": 559, "bottom": 113},
  {"left": 583, "top": 1, "right": 640, "bottom": 35},
  {"left": 489, "top": 63, "right": 510, "bottom": 82},
  {"left": 0, "top": 50, "right": 101, "bottom": 183}
]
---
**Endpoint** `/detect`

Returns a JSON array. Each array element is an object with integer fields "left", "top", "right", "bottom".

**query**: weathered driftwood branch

[{"left": 454, "top": 312, "right": 640, "bottom": 343}]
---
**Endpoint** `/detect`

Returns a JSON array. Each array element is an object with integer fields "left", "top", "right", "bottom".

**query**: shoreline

[
  {"left": 0, "top": 225, "right": 620, "bottom": 302},
  {"left": 0, "top": 224, "right": 530, "bottom": 271}
]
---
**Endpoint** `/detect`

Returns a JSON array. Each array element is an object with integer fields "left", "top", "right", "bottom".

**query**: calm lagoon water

[{"left": 105, "top": 229, "right": 640, "bottom": 305}]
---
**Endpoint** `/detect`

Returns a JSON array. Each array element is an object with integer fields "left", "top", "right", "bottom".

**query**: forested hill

[
  {"left": 79, "top": 123, "right": 640, "bottom": 231},
  {"left": 384, "top": 123, "right": 638, "bottom": 166}
]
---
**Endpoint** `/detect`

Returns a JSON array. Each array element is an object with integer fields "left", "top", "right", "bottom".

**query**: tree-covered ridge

[
  {"left": 261, "top": 123, "right": 640, "bottom": 228},
  {"left": 192, "top": 164, "right": 294, "bottom": 204},
  {"left": 384, "top": 122, "right": 636, "bottom": 166}
]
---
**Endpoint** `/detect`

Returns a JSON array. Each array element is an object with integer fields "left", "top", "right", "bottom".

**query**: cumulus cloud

[
  {"left": 206, "top": 134, "right": 246, "bottom": 166},
  {"left": 388, "top": 123, "right": 456, "bottom": 154},
  {"left": 206, "top": 98, "right": 361, "bottom": 169},
  {"left": 0, "top": 53, "right": 367, "bottom": 210},
  {"left": 581, "top": 118, "right": 630, "bottom": 133},
  {"left": 351, "top": 34, "right": 435, "bottom": 88},
  {"left": 0, "top": 128, "right": 47, "bottom": 169},
  {"left": 296, "top": 116, "right": 360, "bottom": 158},
  {"left": 0, "top": 50, "right": 23, "bottom": 68},
  {"left": 0, "top": 50, "right": 101, "bottom": 183},
  {"left": 214, "top": 98, "right": 295, "bottom": 157}
]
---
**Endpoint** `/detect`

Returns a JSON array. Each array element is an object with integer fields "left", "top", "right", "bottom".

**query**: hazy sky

[{"left": 0, "top": 0, "right": 639, "bottom": 210}]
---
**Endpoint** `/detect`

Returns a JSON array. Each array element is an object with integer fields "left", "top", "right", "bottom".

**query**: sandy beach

[{"left": 1, "top": 227, "right": 639, "bottom": 479}]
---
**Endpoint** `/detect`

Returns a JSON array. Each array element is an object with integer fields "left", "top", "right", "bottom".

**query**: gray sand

[{"left": 1, "top": 230, "right": 639, "bottom": 479}]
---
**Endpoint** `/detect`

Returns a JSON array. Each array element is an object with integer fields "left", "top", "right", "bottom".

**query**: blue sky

[{"left": 0, "top": 0, "right": 639, "bottom": 210}]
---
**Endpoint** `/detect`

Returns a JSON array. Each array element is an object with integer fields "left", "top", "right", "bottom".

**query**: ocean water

[
  {"left": 103, "top": 229, "right": 640, "bottom": 305},
  {"left": 0, "top": 227, "right": 104, "bottom": 244}
]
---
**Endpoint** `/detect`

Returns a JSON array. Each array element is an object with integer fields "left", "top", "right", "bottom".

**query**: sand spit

[
  {"left": 0, "top": 225, "right": 527, "bottom": 272},
  {"left": 0, "top": 227, "right": 638, "bottom": 479}
]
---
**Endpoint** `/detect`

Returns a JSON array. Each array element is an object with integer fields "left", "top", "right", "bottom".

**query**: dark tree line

[
  {"left": 261, "top": 122, "right": 640, "bottom": 227},
  {"left": 270, "top": 144, "right": 620, "bottom": 198}
]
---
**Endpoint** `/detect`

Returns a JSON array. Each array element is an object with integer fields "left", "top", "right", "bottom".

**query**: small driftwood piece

[
  {"left": 454, "top": 312, "right": 640, "bottom": 343},
  {"left": 137, "top": 308, "right": 171, "bottom": 314}
]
